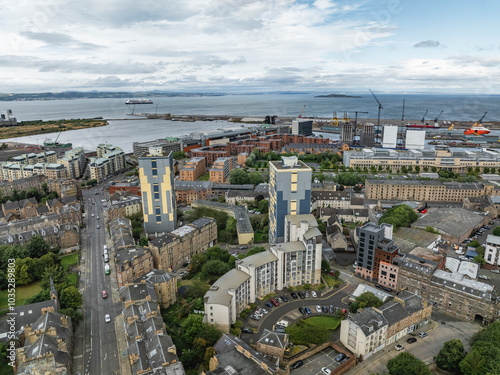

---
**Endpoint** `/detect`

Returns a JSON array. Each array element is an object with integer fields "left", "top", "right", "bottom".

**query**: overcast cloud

[{"left": 1, "top": 0, "right": 499, "bottom": 93}]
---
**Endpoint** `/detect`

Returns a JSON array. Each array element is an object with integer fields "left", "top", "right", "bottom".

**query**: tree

[
  {"left": 248, "top": 171, "right": 264, "bottom": 185},
  {"left": 460, "top": 342, "right": 500, "bottom": 375},
  {"left": 40, "top": 264, "right": 66, "bottom": 291},
  {"left": 32, "top": 253, "right": 59, "bottom": 280},
  {"left": 60, "top": 286, "right": 83, "bottom": 309},
  {"left": 41, "top": 182, "right": 49, "bottom": 195},
  {"left": 436, "top": 339, "right": 466, "bottom": 372},
  {"left": 139, "top": 237, "right": 149, "bottom": 246},
  {"left": 190, "top": 253, "right": 208, "bottom": 274},
  {"left": 246, "top": 246, "right": 266, "bottom": 257},
  {"left": 378, "top": 204, "right": 418, "bottom": 229},
  {"left": 206, "top": 246, "right": 230, "bottom": 263},
  {"left": 350, "top": 291, "right": 383, "bottom": 313},
  {"left": 172, "top": 151, "right": 186, "bottom": 160},
  {"left": 387, "top": 352, "right": 431, "bottom": 375},
  {"left": 200, "top": 260, "right": 231, "bottom": 281},
  {"left": 321, "top": 260, "right": 331, "bottom": 274},
  {"left": 258, "top": 199, "right": 269, "bottom": 214},
  {"left": 59, "top": 307, "right": 84, "bottom": 325},
  {"left": 229, "top": 169, "right": 250, "bottom": 185},
  {"left": 493, "top": 227, "right": 500, "bottom": 236},
  {"left": 15, "top": 257, "right": 34, "bottom": 285},
  {"left": 26, "top": 235, "right": 51, "bottom": 258},
  {"left": 26, "top": 187, "right": 41, "bottom": 201}
]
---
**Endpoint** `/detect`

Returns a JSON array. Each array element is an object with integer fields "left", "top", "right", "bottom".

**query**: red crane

[{"left": 297, "top": 105, "right": 306, "bottom": 118}]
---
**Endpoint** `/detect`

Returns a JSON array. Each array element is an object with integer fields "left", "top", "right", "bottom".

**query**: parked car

[
  {"left": 298, "top": 307, "right": 305, "bottom": 315},
  {"left": 335, "top": 353, "right": 347, "bottom": 362},
  {"left": 491, "top": 269, "right": 500, "bottom": 274},
  {"left": 329, "top": 305, "right": 334, "bottom": 313},
  {"left": 419, "top": 332, "right": 428, "bottom": 338},
  {"left": 383, "top": 287, "right": 393, "bottom": 293},
  {"left": 102, "top": 290, "right": 107, "bottom": 299},
  {"left": 275, "top": 297, "right": 282, "bottom": 303},
  {"left": 265, "top": 302, "right": 273, "bottom": 308},
  {"left": 291, "top": 292, "right": 298, "bottom": 299},
  {"left": 304, "top": 307, "right": 311, "bottom": 314},
  {"left": 322, "top": 306, "right": 328, "bottom": 313},
  {"left": 311, "top": 291, "right": 317, "bottom": 297},
  {"left": 292, "top": 360, "right": 304, "bottom": 369},
  {"left": 281, "top": 295, "right": 288, "bottom": 302},
  {"left": 316, "top": 305, "right": 322, "bottom": 313},
  {"left": 395, "top": 344, "right": 404, "bottom": 351},
  {"left": 250, "top": 314, "right": 261, "bottom": 321},
  {"left": 258, "top": 308, "right": 268, "bottom": 315},
  {"left": 407, "top": 337, "right": 417, "bottom": 344},
  {"left": 242, "top": 328, "right": 253, "bottom": 334},
  {"left": 321, "top": 368, "right": 331, "bottom": 375},
  {"left": 299, "top": 292, "right": 306, "bottom": 299},
  {"left": 105, "top": 314, "right": 111, "bottom": 323},
  {"left": 305, "top": 292, "right": 309, "bottom": 298},
  {"left": 270, "top": 299, "right": 279, "bottom": 306}
]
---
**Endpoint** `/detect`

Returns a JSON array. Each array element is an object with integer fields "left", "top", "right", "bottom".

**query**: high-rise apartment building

[
  {"left": 356, "top": 223, "right": 398, "bottom": 282},
  {"left": 291, "top": 119, "right": 313, "bottom": 136},
  {"left": 268, "top": 156, "right": 312, "bottom": 244},
  {"left": 139, "top": 147, "right": 177, "bottom": 235}
]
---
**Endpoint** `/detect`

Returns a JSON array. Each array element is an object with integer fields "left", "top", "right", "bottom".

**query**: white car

[
  {"left": 316, "top": 305, "right": 322, "bottom": 313},
  {"left": 419, "top": 332, "right": 428, "bottom": 338},
  {"left": 321, "top": 368, "right": 331, "bottom": 375},
  {"left": 105, "top": 314, "right": 111, "bottom": 323},
  {"left": 311, "top": 291, "right": 317, "bottom": 297},
  {"left": 395, "top": 344, "right": 404, "bottom": 351}
]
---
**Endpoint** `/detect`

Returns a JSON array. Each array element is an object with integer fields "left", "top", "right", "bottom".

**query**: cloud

[
  {"left": 414, "top": 40, "right": 441, "bottom": 48},
  {"left": 20, "top": 32, "right": 102, "bottom": 49}
]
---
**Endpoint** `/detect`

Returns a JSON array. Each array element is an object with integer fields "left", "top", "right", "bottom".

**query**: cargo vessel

[{"left": 125, "top": 99, "right": 153, "bottom": 104}]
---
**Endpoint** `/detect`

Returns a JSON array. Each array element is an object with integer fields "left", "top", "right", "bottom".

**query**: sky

[{"left": 1, "top": 0, "right": 500, "bottom": 94}]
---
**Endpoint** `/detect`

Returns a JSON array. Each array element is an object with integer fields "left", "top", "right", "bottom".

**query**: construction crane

[
  {"left": 421, "top": 109, "right": 429, "bottom": 125},
  {"left": 308, "top": 105, "right": 317, "bottom": 118},
  {"left": 353, "top": 111, "right": 369, "bottom": 144},
  {"left": 475, "top": 112, "right": 488, "bottom": 125},
  {"left": 331, "top": 111, "right": 339, "bottom": 126},
  {"left": 434, "top": 110, "right": 443, "bottom": 123},
  {"left": 369, "top": 89, "right": 384, "bottom": 128},
  {"left": 342, "top": 111, "right": 349, "bottom": 124},
  {"left": 297, "top": 105, "right": 306, "bottom": 118}
]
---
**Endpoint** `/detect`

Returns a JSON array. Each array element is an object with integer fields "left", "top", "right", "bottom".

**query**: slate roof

[
  {"left": 412, "top": 208, "right": 484, "bottom": 239},
  {"left": 257, "top": 329, "right": 288, "bottom": 349},
  {"left": 120, "top": 283, "right": 158, "bottom": 303},
  {"left": 14, "top": 299, "right": 59, "bottom": 335}
]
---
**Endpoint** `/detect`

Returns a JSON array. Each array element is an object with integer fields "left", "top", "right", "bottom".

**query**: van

[{"left": 104, "top": 264, "right": 110, "bottom": 275}]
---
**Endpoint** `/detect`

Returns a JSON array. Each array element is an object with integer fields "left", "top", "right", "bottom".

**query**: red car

[
  {"left": 102, "top": 290, "right": 108, "bottom": 299},
  {"left": 270, "top": 299, "right": 279, "bottom": 306}
]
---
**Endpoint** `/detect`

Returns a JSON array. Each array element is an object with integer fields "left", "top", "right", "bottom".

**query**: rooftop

[
  {"left": 412, "top": 208, "right": 484, "bottom": 239},
  {"left": 237, "top": 251, "right": 278, "bottom": 269},
  {"left": 204, "top": 269, "right": 250, "bottom": 306}
]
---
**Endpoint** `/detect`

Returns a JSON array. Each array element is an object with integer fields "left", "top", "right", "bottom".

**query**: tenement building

[
  {"left": 365, "top": 179, "right": 496, "bottom": 202},
  {"left": 115, "top": 246, "right": 155, "bottom": 287},
  {"left": 269, "top": 156, "right": 312, "bottom": 243},
  {"left": 139, "top": 147, "right": 177, "bottom": 235},
  {"left": 149, "top": 217, "right": 217, "bottom": 271},
  {"left": 397, "top": 255, "right": 499, "bottom": 325},
  {"left": 179, "top": 157, "right": 206, "bottom": 181},
  {"left": 340, "top": 291, "right": 431, "bottom": 359},
  {"left": 344, "top": 147, "right": 500, "bottom": 173}
]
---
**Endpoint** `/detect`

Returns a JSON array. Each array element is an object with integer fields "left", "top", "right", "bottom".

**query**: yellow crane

[
  {"left": 331, "top": 111, "right": 339, "bottom": 126},
  {"left": 448, "top": 123, "right": 454, "bottom": 131},
  {"left": 342, "top": 111, "right": 349, "bottom": 124}
]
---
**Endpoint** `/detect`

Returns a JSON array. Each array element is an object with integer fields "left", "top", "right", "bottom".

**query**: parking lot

[{"left": 291, "top": 347, "right": 347, "bottom": 375}]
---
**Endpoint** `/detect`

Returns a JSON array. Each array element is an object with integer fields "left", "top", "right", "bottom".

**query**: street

[{"left": 75, "top": 187, "right": 121, "bottom": 375}]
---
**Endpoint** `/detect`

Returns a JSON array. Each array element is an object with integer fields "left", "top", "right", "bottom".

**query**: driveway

[{"left": 345, "top": 311, "right": 481, "bottom": 375}]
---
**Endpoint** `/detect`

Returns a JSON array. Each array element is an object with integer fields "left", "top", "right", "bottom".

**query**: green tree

[
  {"left": 321, "top": 260, "right": 331, "bottom": 274},
  {"left": 59, "top": 307, "right": 84, "bottom": 325},
  {"left": 469, "top": 321, "right": 500, "bottom": 347},
  {"left": 246, "top": 246, "right": 266, "bottom": 257},
  {"left": 185, "top": 279, "right": 210, "bottom": 300},
  {"left": 248, "top": 171, "right": 264, "bottom": 185},
  {"left": 460, "top": 342, "right": 500, "bottom": 375},
  {"left": 200, "top": 260, "right": 231, "bottom": 281},
  {"left": 436, "top": 339, "right": 466, "bottom": 372},
  {"left": 387, "top": 352, "right": 431, "bottom": 375},
  {"left": 26, "top": 235, "right": 51, "bottom": 258},
  {"left": 32, "top": 253, "right": 59, "bottom": 280},
  {"left": 493, "top": 227, "right": 500, "bottom": 236},
  {"left": 172, "top": 151, "right": 186, "bottom": 160},
  {"left": 205, "top": 246, "right": 231, "bottom": 263},
  {"left": 139, "top": 237, "right": 149, "bottom": 246},
  {"left": 60, "top": 286, "right": 83, "bottom": 309},
  {"left": 379, "top": 204, "right": 418, "bottom": 229},
  {"left": 258, "top": 199, "right": 269, "bottom": 214},
  {"left": 26, "top": 187, "right": 41, "bottom": 201},
  {"left": 229, "top": 169, "right": 250, "bottom": 185},
  {"left": 190, "top": 253, "right": 208, "bottom": 274},
  {"left": 40, "top": 263, "right": 66, "bottom": 291},
  {"left": 15, "top": 257, "right": 34, "bottom": 285},
  {"left": 350, "top": 292, "right": 384, "bottom": 313}
]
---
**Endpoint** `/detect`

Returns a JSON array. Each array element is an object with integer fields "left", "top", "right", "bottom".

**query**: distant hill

[
  {"left": 0, "top": 91, "right": 227, "bottom": 101},
  {"left": 314, "top": 94, "right": 362, "bottom": 98}
]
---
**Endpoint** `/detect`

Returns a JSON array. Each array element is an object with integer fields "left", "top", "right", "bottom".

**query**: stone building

[{"left": 115, "top": 246, "right": 155, "bottom": 287}]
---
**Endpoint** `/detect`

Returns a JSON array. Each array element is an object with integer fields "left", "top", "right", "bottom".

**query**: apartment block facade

[
  {"left": 269, "top": 156, "right": 312, "bottom": 244},
  {"left": 485, "top": 234, "right": 500, "bottom": 266},
  {"left": 344, "top": 147, "right": 500, "bottom": 173},
  {"left": 209, "top": 157, "right": 233, "bottom": 183},
  {"left": 236, "top": 251, "right": 278, "bottom": 301},
  {"left": 89, "top": 144, "right": 126, "bottom": 183},
  {"left": 115, "top": 246, "right": 155, "bottom": 287},
  {"left": 365, "top": 179, "right": 495, "bottom": 202},
  {"left": 179, "top": 157, "right": 206, "bottom": 181},
  {"left": 175, "top": 181, "right": 213, "bottom": 204},
  {"left": 139, "top": 147, "right": 177, "bottom": 235},
  {"left": 149, "top": 217, "right": 217, "bottom": 271}
]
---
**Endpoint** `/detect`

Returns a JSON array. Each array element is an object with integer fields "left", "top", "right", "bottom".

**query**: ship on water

[
  {"left": 125, "top": 99, "right": 153, "bottom": 104},
  {"left": 464, "top": 112, "right": 490, "bottom": 135}
]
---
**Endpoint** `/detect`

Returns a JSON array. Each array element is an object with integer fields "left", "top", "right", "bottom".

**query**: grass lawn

[
  {"left": 199, "top": 173, "right": 210, "bottom": 181},
  {"left": 286, "top": 316, "right": 341, "bottom": 345},
  {"left": 0, "top": 281, "right": 43, "bottom": 312},
  {"left": 60, "top": 252, "right": 79, "bottom": 271},
  {"left": 66, "top": 273, "right": 78, "bottom": 287},
  {"left": 323, "top": 274, "right": 342, "bottom": 288}
]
